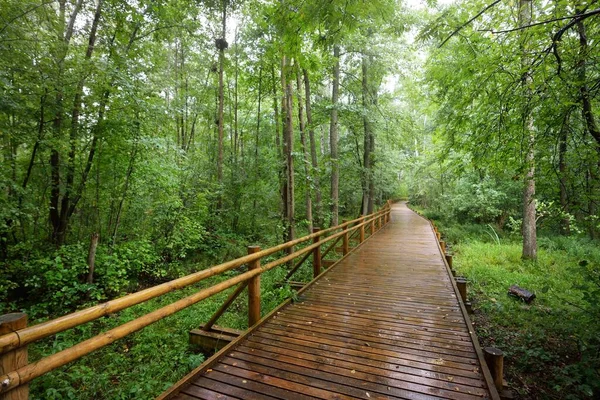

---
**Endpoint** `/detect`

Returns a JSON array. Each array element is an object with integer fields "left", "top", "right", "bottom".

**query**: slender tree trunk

[
  {"left": 216, "top": 1, "right": 227, "bottom": 210},
  {"left": 361, "top": 54, "right": 371, "bottom": 216},
  {"left": 558, "top": 111, "right": 570, "bottom": 235},
  {"left": 296, "top": 68, "right": 313, "bottom": 233},
  {"left": 329, "top": 45, "right": 340, "bottom": 227},
  {"left": 519, "top": 0, "right": 537, "bottom": 260},
  {"left": 303, "top": 69, "right": 322, "bottom": 227},
  {"left": 252, "top": 66, "right": 263, "bottom": 225},
  {"left": 272, "top": 66, "right": 286, "bottom": 239},
  {"left": 86, "top": 233, "right": 100, "bottom": 284},
  {"left": 368, "top": 129, "right": 375, "bottom": 214},
  {"left": 281, "top": 56, "right": 295, "bottom": 244},
  {"left": 112, "top": 134, "right": 138, "bottom": 246}
]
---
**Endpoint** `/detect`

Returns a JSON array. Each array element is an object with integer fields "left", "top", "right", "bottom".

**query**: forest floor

[{"left": 422, "top": 215, "right": 600, "bottom": 400}]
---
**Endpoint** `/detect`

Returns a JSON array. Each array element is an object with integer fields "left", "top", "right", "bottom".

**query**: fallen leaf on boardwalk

[
  {"left": 206, "top": 369, "right": 213, "bottom": 373},
  {"left": 454, "top": 387, "right": 460, "bottom": 391},
  {"left": 364, "top": 342, "right": 370, "bottom": 347},
  {"left": 366, "top": 392, "right": 370, "bottom": 398},
  {"left": 233, "top": 363, "right": 237, "bottom": 366},
  {"left": 307, "top": 321, "right": 313, "bottom": 324},
  {"left": 473, "top": 368, "right": 479, "bottom": 372},
  {"left": 433, "top": 358, "right": 445, "bottom": 365},
  {"left": 387, "top": 387, "right": 391, "bottom": 391},
  {"left": 351, "top": 369, "right": 356, "bottom": 374},
  {"left": 242, "top": 380, "right": 247, "bottom": 383},
  {"left": 447, "top": 376, "right": 454, "bottom": 382}
]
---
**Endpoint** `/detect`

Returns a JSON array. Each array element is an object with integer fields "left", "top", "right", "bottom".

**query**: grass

[{"left": 433, "top": 222, "right": 600, "bottom": 399}]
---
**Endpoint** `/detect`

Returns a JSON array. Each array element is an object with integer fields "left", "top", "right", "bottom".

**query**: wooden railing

[{"left": 0, "top": 202, "right": 392, "bottom": 399}]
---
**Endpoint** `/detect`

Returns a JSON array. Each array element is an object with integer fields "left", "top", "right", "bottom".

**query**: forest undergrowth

[{"left": 417, "top": 207, "right": 600, "bottom": 400}]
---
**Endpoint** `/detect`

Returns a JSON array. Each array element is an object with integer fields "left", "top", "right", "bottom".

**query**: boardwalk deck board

[{"left": 161, "top": 203, "right": 499, "bottom": 400}]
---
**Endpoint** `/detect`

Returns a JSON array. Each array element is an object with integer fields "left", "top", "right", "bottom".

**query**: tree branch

[
  {"left": 439, "top": 0, "right": 502, "bottom": 48},
  {"left": 486, "top": 8, "right": 600, "bottom": 34}
]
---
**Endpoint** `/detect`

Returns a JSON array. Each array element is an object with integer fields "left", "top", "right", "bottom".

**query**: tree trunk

[
  {"left": 86, "top": 233, "right": 100, "bottom": 284},
  {"left": 281, "top": 56, "right": 295, "bottom": 245},
  {"left": 296, "top": 68, "right": 313, "bottom": 233},
  {"left": 252, "top": 65, "right": 262, "bottom": 222},
  {"left": 272, "top": 66, "right": 286, "bottom": 240},
  {"left": 50, "top": 0, "right": 101, "bottom": 246},
  {"left": 558, "top": 111, "right": 570, "bottom": 235},
  {"left": 303, "top": 69, "right": 322, "bottom": 227},
  {"left": 361, "top": 53, "right": 372, "bottom": 216},
  {"left": 216, "top": 1, "right": 227, "bottom": 211},
  {"left": 330, "top": 45, "right": 340, "bottom": 227},
  {"left": 519, "top": 0, "right": 537, "bottom": 260}
]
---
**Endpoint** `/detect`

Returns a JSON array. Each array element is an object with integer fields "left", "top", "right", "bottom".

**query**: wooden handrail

[
  {"left": 0, "top": 217, "right": 358, "bottom": 356},
  {"left": 0, "top": 204, "right": 392, "bottom": 396}
]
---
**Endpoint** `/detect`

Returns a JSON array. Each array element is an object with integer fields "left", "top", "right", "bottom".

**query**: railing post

[
  {"left": 359, "top": 216, "right": 365, "bottom": 243},
  {"left": 445, "top": 254, "right": 453, "bottom": 269},
  {"left": 440, "top": 240, "right": 446, "bottom": 254},
  {"left": 370, "top": 216, "right": 375, "bottom": 235},
  {"left": 342, "top": 220, "right": 349, "bottom": 255},
  {"left": 247, "top": 246, "right": 261, "bottom": 327},
  {"left": 312, "top": 227, "right": 321, "bottom": 278},
  {"left": 380, "top": 212, "right": 384, "bottom": 229},
  {"left": 455, "top": 277, "right": 467, "bottom": 303},
  {"left": 0, "top": 313, "right": 28, "bottom": 400},
  {"left": 484, "top": 347, "right": 504, "bottom": 392}
]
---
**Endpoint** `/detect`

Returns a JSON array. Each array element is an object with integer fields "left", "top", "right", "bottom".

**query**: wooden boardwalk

[{"left": 160, "top": 203, "right": 499, "bottom": 400}]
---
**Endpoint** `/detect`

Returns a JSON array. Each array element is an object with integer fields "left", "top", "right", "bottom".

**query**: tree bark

[
  {"left": 272, "top": 66, "right": 286, "bottom": 240},
  {"left": 281, "top": 56, "right": 295, "bottom": 244},
  {"left": 519, "top": 0, "right": 537, "bottom": 260},
  {"left": 216, "top": 1, "right": 227, "bottom": 211},
  {"left": 86, "top": 233, "right": 100, "bottom": 284},
  {"left": 296, "top": 68, "right": 313, "bottom": 233},
  {"left": 303, "top": 69, "right": 322, "bottom": 227},
  {"left": 330, "top": 45, "right": 340, "bottom": 227},
  {"left": 361, "top": 53, "right": 372, "bottom": 216},
  {"left": 252, "top": 65, "right": 262, "bottom": 221},
  {"left": 558, "top": 111, "right": 570, "bottom": 235}
]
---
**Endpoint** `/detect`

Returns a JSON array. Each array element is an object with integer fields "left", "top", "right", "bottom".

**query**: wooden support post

[
  {"left": 445, "top": 254, "right": 453, "bottom": 269},
  {"left": 359, "top": 216, "right": 365, "bottom": 243},
  {"left": 312, "top": 228, "right": 321, "bottom": 278},
  {"left": 247, "top": 246, "right": 261, "bottom": 327},
  {"left": 379, "top": 214, "right": 384, "bottom": 229},
  {"left": 436, "top": 231, "right": 441, "bottom": 240},
  {"left": 484, "top": 347, "right": 504, "bottom": 392},
  {"left": 455, "top": 277, "right": 467, "bottom": 303},
  {"left": 342, "top": 220, "right": 349, "bottom": 255},
  {"left": 440, "top": 240, "right": 446, "bottom": 254},
  {"left": 0, "top": 313, "right": 28, "bottom": 400},
  {"left": 370, "top": 218, "right": 375, "bottom": 235}
]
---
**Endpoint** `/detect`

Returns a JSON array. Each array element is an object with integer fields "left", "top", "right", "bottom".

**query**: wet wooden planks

[{"left": 162, "top": 203, "right": 498, "bottom": 400}]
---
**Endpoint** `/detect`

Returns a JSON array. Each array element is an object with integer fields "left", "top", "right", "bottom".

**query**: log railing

[{"left": 0, "top": 202, "right": 392, "bottom": 398}]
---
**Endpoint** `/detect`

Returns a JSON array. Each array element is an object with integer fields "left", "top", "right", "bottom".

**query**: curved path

[{"left": 160, "top": 203, "right": 499, "bottom": 400}]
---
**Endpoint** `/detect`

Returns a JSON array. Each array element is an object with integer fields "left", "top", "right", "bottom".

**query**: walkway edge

[{"left": 411, "top": 206, "right": 501, "bottom": 400}]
